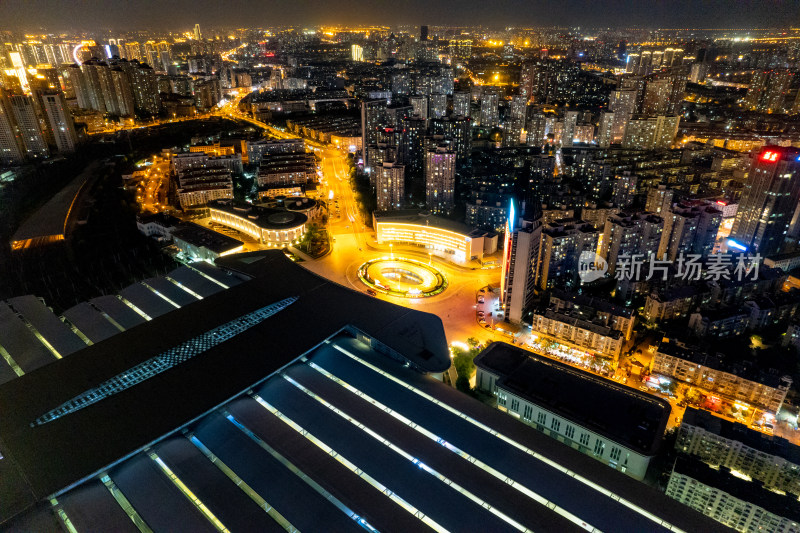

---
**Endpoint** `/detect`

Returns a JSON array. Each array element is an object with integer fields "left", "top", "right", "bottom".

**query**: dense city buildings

[{"left": 4, "top": 11, "right": 800, "bottom": 533}]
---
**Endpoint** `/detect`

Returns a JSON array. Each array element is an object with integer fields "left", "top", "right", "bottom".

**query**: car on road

[
  {"left": 366, "top": 289, "right": 377, "bottom": 296},
  {"left": 477, "top": 296, "right": 485, "bottom": 303}
]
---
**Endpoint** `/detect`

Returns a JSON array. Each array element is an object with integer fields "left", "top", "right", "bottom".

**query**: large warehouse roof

[
  {"left": 0, "top": 252, "right": 724, "bottom": 532},
  {"left": 0, "top": 251, "right": 449, "bottom": 524}
]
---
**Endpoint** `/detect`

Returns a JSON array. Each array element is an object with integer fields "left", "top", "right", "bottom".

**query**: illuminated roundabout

[{"left": 358, "top": 257, "right": 447, "bottom": 298}]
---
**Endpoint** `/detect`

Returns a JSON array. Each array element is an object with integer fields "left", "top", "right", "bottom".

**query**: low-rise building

[
  {"left": 666, "top": 456, "right": 800, "bottom": 533},
  {"left": 176, "top": 167, "right": 233, "bottom": 209},
  {"left": 475, "top": 342, "right": 670, "bottom": 480},
  {"left": 208, "top": 199, "right": 307, "bottom": 246},
  {"left": 548, "top": 289, "right": 636, "bottom": 340},
  {"left": 765, "top": 252, "right": 800, "bottom": 273},
  {"left": 171, "top": 222, "right": 244, "bottom": 262},
  {"left": 246, "top": 138, "right": 305, "bottom": 165},
  {"left": 256, "top": 152, "right": 316, "bottom": 188},
  {"left": 677, "top": 407, "right": 800, "bottom": 497},
  {"left": 688, "top": 307, "right": 750, "bottom": 338},
  {"left": 651, "top": 339, "right": 792, "bottom": 413},
  {"left": 532, "top": 309, "right": 624, "bottom": 359},
  {"left": 643, "top": 285, "right": 708, "bottom": 322},
  {"left": 135, "top": 212, "right": 181, "bottom": 240},
  {"left": 373, "top": 210, "right": 497, "bottom": 264}
]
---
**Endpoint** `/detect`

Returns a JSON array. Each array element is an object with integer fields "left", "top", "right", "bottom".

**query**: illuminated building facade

[
  {"left": 651, "top": 340, "right": 791, "bottom": 413},
  {"left": 729, "top": 147, "right": 800, "bottom": 256},
  {"left": 0, "top": 88, "right": 25, "bottom": 165},
  {"left": 208, "top": 199, "right": 307, "bottom": 246},
  {"left": 501, "top": 200, "right": 543, "bottom": 323},
  {"left": 374, "top": 210, "right": 495, "bottom": 264},
  {"left": 376, "top": 161, "right": 405, "bottom": 210},
  {"left": 424, "top": 145, "right": 455, "bottom": 215},
  {"left": 41, "top": 92, "right": 78, "bottom": 153}
]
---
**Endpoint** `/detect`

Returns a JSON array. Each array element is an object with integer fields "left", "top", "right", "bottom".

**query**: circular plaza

[{"left": 358, "top": 257, "right": 447, "bottom": 298}]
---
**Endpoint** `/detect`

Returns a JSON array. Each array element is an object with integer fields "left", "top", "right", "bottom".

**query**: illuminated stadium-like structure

[{"left": 358, "top": 257, "right": 447, "bottom": 298}]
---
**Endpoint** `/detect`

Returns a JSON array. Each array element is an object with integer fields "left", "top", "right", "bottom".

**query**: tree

[{"left": 456, "top": 376, "right": 471, "bottom": 393}]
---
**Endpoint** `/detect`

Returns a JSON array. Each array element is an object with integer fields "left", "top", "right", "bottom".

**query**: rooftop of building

[
  {"left": 682, "top": 407, "right": 800, "bottom": 465},
  {"left": 208, "top": 199, "right": 308, "bottom": 230},
  {"left": 536, "top": 308, "right": 624, "bottom": 339},
  {"left": 672, "top": 455, "right": 800, "bottom": 523},
  {"left": 0, "top": 251, "right": 451, "bottom": 523},
  {"left": 474, "top": 342, "right": 670, "bottom": 455},
  {"left": 549, "top": 288, "right": 633, "bottom": 319},
  {"left": 171, "top": 222, "right": 243, "bottom": 254},
  {"left": 373, "top": 209, "right": 477, "bottom": 236},
  {"left": 0, "top": 277, "right": 723, "bottom": 531},
  {"left": 135, "top": 212, "right": 181, "bottom": 227}
]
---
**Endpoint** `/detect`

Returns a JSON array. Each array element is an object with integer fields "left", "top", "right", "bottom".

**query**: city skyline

[
  {"left": 2, "top": 0, "right": 800, "bottom": 31},
  {"left": 2, "top": 7, "right": 800, "bottom": 532}
]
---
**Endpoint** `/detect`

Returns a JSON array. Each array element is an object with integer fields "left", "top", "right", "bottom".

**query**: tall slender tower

[
  {"left": 9, "top": 94, "right": 48, "bottom": 159},
  {"left": 425, "top": 145, "right": 456, "bottom": 215},
  {"left": 0, "top": 88, "right": 25, "bottom": 165},
  {"left": 501, "top": 200, "right": 544, "bottom": 323},
  {"left": 41, "top": 92, "right": 78, "bottom": 153}
]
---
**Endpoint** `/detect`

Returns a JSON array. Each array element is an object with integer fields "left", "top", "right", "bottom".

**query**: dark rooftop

[
  {"left": 171, "top": 222, "right": 243, "bottom": 254},
  {"left": 208, "top": 199, "right": 308, "bottom": 230},
  {"left": 0, "top": 251, "right": 449, "bottom": 523},
  {"left": 475, "top": 342, "right": 670, "bottom": 455}
]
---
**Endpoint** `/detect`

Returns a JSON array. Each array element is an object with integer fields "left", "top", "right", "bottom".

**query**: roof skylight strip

[{"left": 31, "top": 296, "right": 297, "bottom": 427}]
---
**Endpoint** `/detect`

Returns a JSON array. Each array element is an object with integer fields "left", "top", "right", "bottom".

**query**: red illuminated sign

[
  {"left": 716, "top": 200, "right": 727, "bottom": 206},
  {"left": 761, "top": 151, "right": 779, "bottom": 162}
]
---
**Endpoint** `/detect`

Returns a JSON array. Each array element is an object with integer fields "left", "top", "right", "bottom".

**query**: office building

[
  {"left": 730, "top": 147, "right": 800, "bottom": 256},
  {"left": 425, "top": 145, "right": 456, "bottom": 215},
  {"left": 475, "top": 342, "right": 670, "bottom": 480},
  {"left": 373, "top": 210, "right": 495, "bottom": 264},
  {"left": 207, "top": 200, "right": 306, "bottom": 245}
]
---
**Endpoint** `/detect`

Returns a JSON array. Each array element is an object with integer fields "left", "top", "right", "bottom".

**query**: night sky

[{"left": 1, "top": 0, "right": 798, "bottom": 31}]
